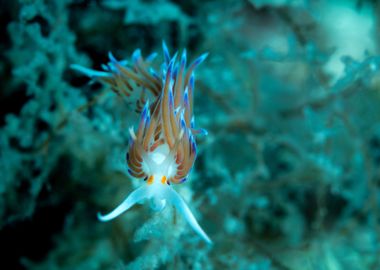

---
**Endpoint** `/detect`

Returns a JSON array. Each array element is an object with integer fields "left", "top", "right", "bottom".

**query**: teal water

[{"left": 0, "top": 1, "right": 379, "bottom": 269}]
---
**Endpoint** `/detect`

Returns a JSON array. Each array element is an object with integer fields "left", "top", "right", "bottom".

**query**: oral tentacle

[
  {"left": 164, "top": 185, "right": 212, "bottom": 244},
  {"left": 97, "top": 185, "right": 152, "bottom": 222}
]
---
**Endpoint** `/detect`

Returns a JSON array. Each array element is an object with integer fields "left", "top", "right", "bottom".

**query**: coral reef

[{"left": 0, "top": 0, "right": 379, "bottom": 269}]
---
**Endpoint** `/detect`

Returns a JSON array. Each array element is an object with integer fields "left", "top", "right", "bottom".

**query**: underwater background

[{"left": 1, "top": 0, "right": 380, "bottom": 269}]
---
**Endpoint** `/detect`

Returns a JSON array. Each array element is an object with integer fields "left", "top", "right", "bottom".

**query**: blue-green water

[{"left": 0, "top": 0, "right": 379, "bottom": 269}]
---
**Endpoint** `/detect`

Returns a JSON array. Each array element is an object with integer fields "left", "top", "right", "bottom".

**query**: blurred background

[{"left": 1, "top": 0, "right": 380, "bottom": 269}]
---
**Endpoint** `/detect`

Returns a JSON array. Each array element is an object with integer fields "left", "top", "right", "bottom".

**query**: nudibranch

[{"left": 71, "top": 42, "right": 211, "bottom": 244}]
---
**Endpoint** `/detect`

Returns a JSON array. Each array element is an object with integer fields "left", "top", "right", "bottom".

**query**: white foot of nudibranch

[{"left": 97, "top": 183, "right": 212, "bottom": 244}]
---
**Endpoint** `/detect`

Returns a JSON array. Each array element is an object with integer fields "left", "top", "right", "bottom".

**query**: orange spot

[
  {"left": 161, "top": 176, "right": 167, "bottom": 184},
  {"left": 147, "top": 176, "right": 154, "bottom": 185}
]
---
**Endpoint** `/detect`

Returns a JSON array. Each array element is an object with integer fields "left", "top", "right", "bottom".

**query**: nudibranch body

[{"left": 71, "top": 42, "right": 211, "bottom": 244}]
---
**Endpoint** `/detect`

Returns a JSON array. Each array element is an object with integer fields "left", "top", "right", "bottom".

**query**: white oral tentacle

[
  {"left": 97, "top": 185, "right": 152, "bottom": 222},
  {"left": 164, "top": 186, "right": 212, "bottom": 244}
]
